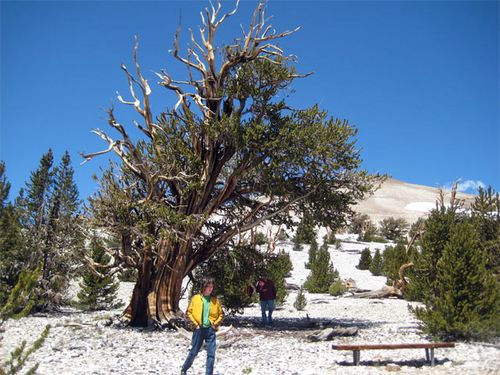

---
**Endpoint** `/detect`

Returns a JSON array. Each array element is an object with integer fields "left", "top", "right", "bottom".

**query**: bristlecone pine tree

[
  {"left": 77, "top": 237, "right": 120, "bottom": 311},
  {"left": 83, "top": 1, "right": 380, "bottom": 326},
  {"left": 379, "top": 217, "right": 409, "bottom": 241}
]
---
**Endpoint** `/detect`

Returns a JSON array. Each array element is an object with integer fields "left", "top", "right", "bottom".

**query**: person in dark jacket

[{"left": 255, "top": 272, "right": 277, "bottom": 326}]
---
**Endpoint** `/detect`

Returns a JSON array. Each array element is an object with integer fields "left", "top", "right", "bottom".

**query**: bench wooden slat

[{"left": 332, "top": 342, "right": 455, "bottom": 350}]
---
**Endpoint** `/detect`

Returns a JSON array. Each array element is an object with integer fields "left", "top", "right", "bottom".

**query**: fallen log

[
  {"left": 350, "top": 285, "right": 403, "bottom": 299},
  {"left": 307, "top": 327, "right": 358, "bottom": 342},
  {"left": 350, "top": 262, "right": 414, "bottom": 299}
]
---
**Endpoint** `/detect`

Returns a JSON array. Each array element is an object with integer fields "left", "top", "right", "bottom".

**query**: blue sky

[{"left": 1, "top": 0, "right": 498, "bottom": 201}]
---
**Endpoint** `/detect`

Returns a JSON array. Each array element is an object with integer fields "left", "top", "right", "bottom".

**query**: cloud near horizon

[{"left": 445, "top": 179, "right": 486, "bottom": 194}]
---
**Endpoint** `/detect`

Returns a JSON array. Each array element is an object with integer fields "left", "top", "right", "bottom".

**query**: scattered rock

[{"left": 385, "top": 363, "right": 401, "bottom": 372}]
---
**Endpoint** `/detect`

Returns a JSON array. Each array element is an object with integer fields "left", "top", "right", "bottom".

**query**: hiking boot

[{"left": 180, "top": 370, "right": 187, "bottom": 375}]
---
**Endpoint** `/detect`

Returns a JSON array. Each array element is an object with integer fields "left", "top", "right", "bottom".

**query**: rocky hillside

[{"left": 354, "top": 178, "right": 475, "bottom": 224}]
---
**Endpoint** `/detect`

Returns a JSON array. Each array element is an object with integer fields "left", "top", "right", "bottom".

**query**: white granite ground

[{"left": 1, "top": 235, "right": 498, "bottom": 375}]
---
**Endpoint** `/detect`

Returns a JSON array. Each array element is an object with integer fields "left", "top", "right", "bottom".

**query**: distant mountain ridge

[{"left": 354, "top": 177, "right": 476, "bottom": 224}]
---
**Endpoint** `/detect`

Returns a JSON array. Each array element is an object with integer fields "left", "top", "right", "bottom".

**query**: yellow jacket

[{"left": 187, "top": 294, "right": 223, "bottom": 328}]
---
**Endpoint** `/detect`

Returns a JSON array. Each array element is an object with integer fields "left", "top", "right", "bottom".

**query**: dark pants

[
  {"left": 260, "top": 299, "right": 275, "bottom": 325},
  {"left": 181, "top": 326, "right": 216, "bottom": 375}
]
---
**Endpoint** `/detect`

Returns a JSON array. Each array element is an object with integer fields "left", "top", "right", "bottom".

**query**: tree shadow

[
  {"left": 222, "top": 314, "right": 381, "bottom": 333},
  {"left": 335, "top": 357, "right": 452, "bottom": 368}
]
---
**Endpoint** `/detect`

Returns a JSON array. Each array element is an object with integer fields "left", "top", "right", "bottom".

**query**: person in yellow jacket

[{"left": 181, "top": 277, "right": 223, "bottom": 375}]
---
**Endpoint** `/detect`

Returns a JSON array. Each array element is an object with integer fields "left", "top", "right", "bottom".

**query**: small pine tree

[
  {"left": 382, "top": 242, "right": 408, "bottom": 282},
  {"left": 324, "top": 231, "right": 336, "bottom": 245},
  {"left": 192, "top": 245, "right": 266, "bottom": 314},
  {"left": 369, "top": 249, "right": 383, "bottom": 276},
  {"left": 406, "top": 205, "right": 458, "bottom": 302},
  {"left": 304, "top": 237, "right": 318, "bottom": 269},
  {"left": 379, "top": 217, "right": 409, "bottom": 241},
  {"left": 334, "top": 238, "right": 342, "bottom": 249},
  {"left": 357, "top": 248, "right": 372, "bottom": 270},
  {"left": 328, "top": 279, "right": 348, "bottom": 296},
  {"left": 77, "top": 238, "right": 120, "bottom": 311},
  {"left": 267, "top": 251, "right": 293, "bottom": 305},
  {"left": 304, "top": 241, "right": 338, "bottom": 293},
  {"left": 292, "top": 241, "right": 303, "bottom": 251},
  {"left": 471, "top": 186, "right": 500, "bottom": 276},
  {"left": 293, "top": 287, "right": 307, "bottom": 311},
  {"left": 413, "top": 222, "right": 500, "bottom": 340},
  {"left": 254, "top": 232, "right": 266, "bottom": 246},
  {"left": 294, "top": 213, "right": 317, "bottom": 244},
  {"left": 350, "top": 213, "right": 370, "bottom": 236},
  {"left": 276, "top": 228, "right": 288, "bottom": 241}
]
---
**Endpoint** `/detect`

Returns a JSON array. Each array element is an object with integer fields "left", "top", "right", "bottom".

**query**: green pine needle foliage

[
  {"left": 293, "top": 287, "right": 307, "bottom": 311},
  {"left": 328, "top": 279, "right": 348, "bottom": 296},
  {"left": 294, "top": 213, "right": 317, "bottom": 244},
  {"left": 357, "top": 248, "right": 372, "bottom": 270},
  {"left": 292, "top": 241, "right": 303, "bottom": 251},
  {"left": 379, "top": 217, "right": 409, "bottom": 241},
  {"left": 471, "top": 186, "right": 500, "bottom": 277},
  {"left": 192, "top": 245, "right": 266, "bottom": 314},
  {"left": 406, "top": 205, "right": 457, "bottom": 302},
  {"left": 267, "top": 251, "right": 293, "bottom": 305},
  {"left": 369, "top": 249, "right": 383, "bottom": 276},
  {"left": 304, "top": 237, "right": 318, "bottom": 269},
  {"left": 1, "top": 267, "right": 41, "bottom": 322},
  {"left": 0, "top": 324, "right": 50, "bottom": 375},
  {"left": 76, "top": 238, "right": 120, "bottom": 311},
  {"left": 304, "top": 241, "right": 339, "bottom": 293},
  {"left": 382, "top": 242, "right": 410, "bottom": 282},
  {"left": 413, "top": 221, "right": 500, "bottom": 340}
]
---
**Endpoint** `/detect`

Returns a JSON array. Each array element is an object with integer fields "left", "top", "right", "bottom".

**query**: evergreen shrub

[
  {"left": 304, "top": 241, "right": 339, "bottom": 293},
  {"left": 357, "top": 248, "right": 372, "bottom": 270},
  {"left": 369, "top": 249, "right": 383, "bottom": 276},
  {"left": 293, "top": 287, "right": 307, "bottom": 311}
]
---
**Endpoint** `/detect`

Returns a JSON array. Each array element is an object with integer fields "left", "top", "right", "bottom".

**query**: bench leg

[
  {"left": 425, "top": 348, "right": 430, "bottom": 362},
  {"left": 430, "top": 348, "right": 435, "bottom": 366},
  {"left": 353, "top": 350, "right": 360, "bottom": 365}
]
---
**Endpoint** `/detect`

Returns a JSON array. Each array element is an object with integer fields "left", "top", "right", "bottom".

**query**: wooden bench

[{"left": 332, "top": 342, "right": 455, "bottom": 366}]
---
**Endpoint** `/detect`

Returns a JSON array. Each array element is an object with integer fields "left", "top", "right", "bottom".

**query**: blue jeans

[
  {"left": 260, "top": 299, "right": 275, "bottom": 325},
  {"left": 181, "top": 327, "right": 216, "bottom": 375}
]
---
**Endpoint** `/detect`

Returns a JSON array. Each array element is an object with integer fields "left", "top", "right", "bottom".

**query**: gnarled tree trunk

[{"left": 122, "top": 240, "right": 188, "bottom": 326}]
